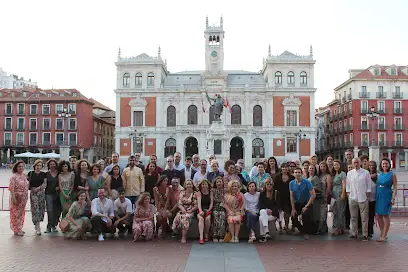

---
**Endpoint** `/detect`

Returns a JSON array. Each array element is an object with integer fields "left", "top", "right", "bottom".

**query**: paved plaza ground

[{"left": 1, "top": 169, "right": 408, "bottom": 271}]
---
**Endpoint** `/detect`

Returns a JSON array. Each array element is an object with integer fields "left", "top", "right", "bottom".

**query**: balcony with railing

[
  {"left": 361, "top": 140, "right": 369, "bottom": 147},
  {"left": 378, "top": 124, "right": 387, "bottom": 130},
  {"left": 348, "top": 93, "right": 352, "bottom": 100},
  {"left": 376, "top": 92, "right": 387, "bottom": 98},
  {"left": 394, "top": 124, "right": 404, "bottom": 131},
  {"left": 333, "top": 114, "right": 337, "bottom": 121},
  {"left": 342, "top": 97, "right": 346, "bottom": 103},
  {"left": 359, "top": 92, "right": 370, "bottom": 98},
  {"left": 29, "top": 141, "right": 37, "bottom": 146},
  {"left": 393, "top": 141, "right": 405, "bottom": 147},
  {"left": 392, "top": 92, "right": 403, "bottom": 99},
  {"left": 378, "top": 140, "right": 387, "bottom": 147},
  {"left": 361, "top": 108, "right": 369, "bottom": 114},
  {"left": 349, "top": 109, "right": 353, "bottom": 116},
  {"left": 394, "top": 108, "right": 403, "bottom": 114},
  {"left": 377, "top": 108, "right": 386, "bottom": 114},
  {"left": 4, "top": 140, "right": 12, "bottom": 146},
  {"left": 360, "top": 124, "right": 369, "bottom": 130}
]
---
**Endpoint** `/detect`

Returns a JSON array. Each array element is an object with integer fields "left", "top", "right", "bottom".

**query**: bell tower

[{"left": 204, "top": 16, "right": 224, "bottom": 74}]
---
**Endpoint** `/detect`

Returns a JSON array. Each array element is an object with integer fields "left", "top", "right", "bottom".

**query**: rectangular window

[
  {"left": 378, "top": 101, "right": 385, "bottom": 113},
  {"left": 43, "top": 118, "right": 51, "bottom": 130},
  {"left": 43, "top": 132, "right": 51, "bottom": 145},
  {"left": 350, "top": 133, "right": 353, "bottom": 146},
  {"left": 361, "top": 86, "right": 367, "bottom": 94},
  {"left": 286, "top": 137, "right": 297, "bottom": 153},
  {"left": 17, "top": 118, "right": 24, "bottom": 130},
  {"left": 214, "top": 140, "right": 222, "bottom": 155},
  {"left": 69, "top": 133, "right": 77, "bottom": 146},
  {"left": 378, "top": 133, "right": 386, "bottom": 146},
  {"left": 30, "top": 104, "right": 38, "bottom": 115},
  {"left": 56, "top": 133, "right": 64, "bottom": 145},
  {"left": 68, "top": 104, "right": 76, "bottom": 114},
  {"left": 395, "top": 133, "right": 402, "bottom": 143},
  {"left": 69, "top": 118, "right": 76, "bottom": 130},
  {"left": 361, "top": 133, "right": 369, "bottom": 146},
  {"left": 29, "top": 133, "right": 37, "bottom": 145},
  {"left": 42, "top": 104, "right": 50, "bottom": 115},
  {"left": 133, "top": 111, "right": 143, "bottom": 126},
  {"left": 17, "top": 103, "right": 25, "bottom": 115},
  {"left": 56, "top": 118, "right": 63, "bottom": 130},
  {"left": 5, "top": 117, "right": 12, "bottom": 130},
  {"left": 16, "top": 133, "right": 24, "bottom": 145},
  {"left": 30, "top": 118, "right": 37, "bottom": 130},
  {"left": 286, "top": 110, "right": 297, "bottom": 126},
  {"left": 56, "top": 104, "right": 63, "bottom": 114},
  {"left": 378, "top": 117, "right": 385, "bottom": 129},
  {"left": 4, "top": 132, "right": 12, "bottom": 146},
  {"left": 5, "top": 103, "right": 12, "bottom": 115},
  {"left": 361, "top": 116, "right": 368, "bottom": 129}
]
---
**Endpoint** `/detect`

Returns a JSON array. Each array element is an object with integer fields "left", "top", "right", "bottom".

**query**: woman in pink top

[{"left": 9, "top": 161, "right": 29, "bottom": 236}]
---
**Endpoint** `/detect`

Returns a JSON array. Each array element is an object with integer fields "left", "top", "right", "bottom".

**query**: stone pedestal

[
  {"left": 353, "top": 146, "right": 360, "bottom": 159},
  {"left": 59, "top": 145, "right": 70, "bottom": 161},
  {"left": 368, "top": 146, "right": 380, "bottom": 163},
  {"left": 206, "top": 120, "right": 229, "bottom": 167}
]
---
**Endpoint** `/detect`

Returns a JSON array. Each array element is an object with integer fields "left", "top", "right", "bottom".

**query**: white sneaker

[{"left": 98, "top": 234, "right": 104, "bottom": 241}]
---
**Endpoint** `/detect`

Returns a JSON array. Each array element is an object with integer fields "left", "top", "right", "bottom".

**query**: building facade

[
  {"left": 0, "top": 88, "right": 114, "bottom": 163},
  {"left": 114, "top": 17, "right": 317, "bottom": 166},
  {"left": 0, "top": 67, "right": 37, "bottom": 89},
  {"left": 316, "top": 65, "right": 408, "bottom": 170}
]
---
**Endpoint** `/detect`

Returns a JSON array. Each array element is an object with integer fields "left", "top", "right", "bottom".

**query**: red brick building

[
  {"left": 0, "top": 88, "right": 114, "bottom": 163},
  {"left": 316, "top": 65, "right": 408, "bottom": 169}
]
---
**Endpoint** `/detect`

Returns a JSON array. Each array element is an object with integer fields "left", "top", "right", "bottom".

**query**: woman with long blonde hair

[{"left": 224, "top": 180, "right": 245, "bottom": 243}]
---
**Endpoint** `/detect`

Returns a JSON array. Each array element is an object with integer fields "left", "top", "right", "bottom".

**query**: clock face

[{"left": 211, "top": 51, "right": 218, "bottom": 57}]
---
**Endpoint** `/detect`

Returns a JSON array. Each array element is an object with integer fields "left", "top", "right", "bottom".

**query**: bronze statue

[{"left": 206, "top": 91, "right": 223, "bottom": 121}]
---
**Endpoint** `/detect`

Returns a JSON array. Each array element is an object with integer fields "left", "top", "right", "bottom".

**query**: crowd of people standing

[{"left": 8, "top": 149, "right": 398, "bottom": 243}]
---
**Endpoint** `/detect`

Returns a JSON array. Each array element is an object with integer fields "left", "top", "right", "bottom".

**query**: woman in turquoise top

[
  {"left": 375, "top": 158, "right": 397, "bottom": 242},
  {"left": 331, "top": 160, "right": 347, "bottom": 236},
  {"left": 87, "top": 164, "right": 105, "bottom": 201}
]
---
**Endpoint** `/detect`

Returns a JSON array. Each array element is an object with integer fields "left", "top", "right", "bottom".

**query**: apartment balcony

[
  {"left": 4, "top": 111, "right": 12, "bottom": 116},
  {"left": 394, "top": 124, "right": 404, "bottom": 131},
  {"left": 42, "top": 141, "right": 51, "bottom": 146},
  {"left": 360, "top": 124, "right": 369, "bottom": 130},
  {"left": 393, "top": 141, "right": 405, "bottom": 147},
  {"left": 329, "top": 116, "right": 333, "bottom": 123},
  {"left": 361, "top": 140, "right": 369, "bottom": 147},
  {"left": 4, "top": 140, "right": 12, "bottom": 147},
  {"left": 359, "top": 92, "right": 370, "bottom": 98},
  {"left": 378, "top": 124, "right": 388, "bottom": 130},
  {"left": 392, "top": 92, "right": 403, "bottom": 99},
  {"left": 394, "top": 108, "right": 403, "bottom": 114},
  {"left": 349, "top": 109, "right": 353, "bottom": 116},
  {"left": 344, "top": 125, "right": 352, "bottom": 131},
  {"left": 361, "top": 108, "right": 369, "bottom": 114},
  {"left": 29, "top": 141, "right": 38, "bottom": 146},
  {"left": 29, "top": 127, "right": 37, "bottom": 131},
  {"left": 4, "top": 126, "right": 12, "bottom": 131},
  {"left": 348, "top": 93, "right": 352, "bottom": 100},
  {"left": 17, "top": 111, "right": 25, "bottom": 116},
  {"left": 342, "top": 97, "right": 346, "bottom": 103},
  {"left": 378, "top": 141, "right": 387, "bottom": 147},
  {"left": 377, "top": 108, "right": 386, "bottom": 114},
  {"left": 376, "top": 92, "right": 387, "bottom": 98},
  {"left": 333, "top": 114, "right": 337, "bottom": 121}
]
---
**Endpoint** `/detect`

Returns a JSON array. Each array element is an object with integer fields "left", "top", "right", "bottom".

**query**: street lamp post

[
  {"left": 295, "top": 129, "right": 307, "bottom": 162},
  {"left": 58, "top": 108, "right": 72, "bottom": 161},
  {"left": 129, "top": 130, "right": 143, "bottom": 155},
  {"left": 367, "top": 105, "right": 380, "bottom": 162}
]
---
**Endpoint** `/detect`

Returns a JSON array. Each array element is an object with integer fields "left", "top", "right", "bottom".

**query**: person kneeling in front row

[
  {"left": 91, "top": 188, "right": 115, "bottom": 241},
  {"left": 114, "top": 188, "right": 133, "bottom": 237},
  {"left": 258, "top": 179, "right": 280, "bottom": 242}
]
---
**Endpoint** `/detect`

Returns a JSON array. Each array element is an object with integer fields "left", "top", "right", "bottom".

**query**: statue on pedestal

[{"left": 206, "top": 91, "right": 223, "bottom": 122}]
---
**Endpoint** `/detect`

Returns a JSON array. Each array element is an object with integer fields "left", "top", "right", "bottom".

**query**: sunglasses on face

[{"left": 167, "top": 160, "right": 173, "bottom": 163}]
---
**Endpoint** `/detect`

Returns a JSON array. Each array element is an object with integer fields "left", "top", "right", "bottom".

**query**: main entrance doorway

[
  {"left": 230, "top": 137, "right": 244, "bottom": 163},
  {"left": 185, "top": 137, "right": 198, "bottom": 158}
]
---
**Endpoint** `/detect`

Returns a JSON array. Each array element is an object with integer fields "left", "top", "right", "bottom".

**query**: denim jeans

[
  {"left": 45, "top": 194, "right": 61, "bottom": 229},
  {"left": 126, "top": 196, "right": 139, "bottom": 208}
]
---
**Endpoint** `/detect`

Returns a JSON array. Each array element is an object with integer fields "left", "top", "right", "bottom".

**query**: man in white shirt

[
  {"left": 250, "top": 158, "right": 268, "bottom": 178},
  {"left": 346, "top": 157, "right": 371, "bottom": 241},
  {"left": 91, "top": 188, "right": 115, "bottom": 241},
  {"left": 193, "top": 159, "right": 208, "bottom": 189},
  {"left": 113, "top": 188, "right": 133, "bottom": 237}
]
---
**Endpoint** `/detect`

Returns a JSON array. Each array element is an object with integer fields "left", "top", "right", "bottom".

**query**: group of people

[{"left": 8, "top": 149, "right": 398, "bottom": 244}]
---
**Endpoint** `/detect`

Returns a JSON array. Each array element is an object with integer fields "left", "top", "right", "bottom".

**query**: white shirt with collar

[
  {"left": 184, "top": 166, "right": 192, "bottom": 180},
  {"left": 193, "top": 171, "right": 207, "bottom": 188},
  {"left": 346, "top": 168, "right": 371, "bottom": 202}
]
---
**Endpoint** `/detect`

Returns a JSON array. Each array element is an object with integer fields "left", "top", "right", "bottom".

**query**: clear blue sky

[{"left": 1, "top": 0, "right": 407, "bottom": 109}]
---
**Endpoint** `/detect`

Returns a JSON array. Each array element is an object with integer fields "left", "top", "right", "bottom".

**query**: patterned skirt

[{"left": 30, "top": 190, "right": 45, "bottom": 225}]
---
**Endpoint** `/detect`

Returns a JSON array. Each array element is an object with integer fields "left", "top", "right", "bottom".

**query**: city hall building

[{"left": 114, "top": 17, "right": 317, "bottom": 166}]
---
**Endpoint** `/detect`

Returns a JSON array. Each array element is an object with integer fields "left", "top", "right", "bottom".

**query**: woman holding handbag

[
  {"left": 224, "top": 180, "right": 245, "bottom": 243},
  {"left": 28, "top": 159, "right": 47, "bottom": 235},
  {"left": 58, "top": 161, "right": 75, "bottom": 219},
  {"left": 9, "top": 161, "right": 29, "bottom": 236},
  {"left": 196, "top": 179, "right": 213, "bottom": 244}
]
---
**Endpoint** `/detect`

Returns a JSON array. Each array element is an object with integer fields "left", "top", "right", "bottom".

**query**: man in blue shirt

[{"left": 289, "top": 167, "right": 316, "bottom": 239}]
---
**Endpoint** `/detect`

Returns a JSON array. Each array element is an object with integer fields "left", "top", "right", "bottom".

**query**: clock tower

[{"left": 204, "top": 16, "right": 224, "bottom": 74}]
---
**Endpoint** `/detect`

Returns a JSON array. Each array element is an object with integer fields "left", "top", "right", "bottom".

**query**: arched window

[
  {"left": 300, "top": 71, "right": 307, "bottom": 85},
  {"left": 147, "top": 72, "right": 154, "bottom": 86},
  {"left": 164, "top": 138, "right": 176, "bottom": 158},
  {"left": 253, "top": 105, "right": 262, "bottom": 127},
  {"left": 209, "top": 105, "right": 216, "bottom": 124},
  {"left": 187, "top": 105, "right": 198, "bottom": 125},
  {"left": 123, "top": 73, "right": 130, "bottom": 87},
  {"left": 135, "top": 73, "right": 142, "bottom": 86},
  {"left": 167, "top": 106, "right": 176, "bottom": 127},
  {"left": 275, "top": 71, "right": 282, "bottom": 85},
  {"left": 287, "top": 71, "right": 295, "bottom": 85},
  {"left": 231, "top": 105, "right": 241, "bottom": 125},
  {"left": 252, "top": 138, "right": 264, "bottom": 158}
]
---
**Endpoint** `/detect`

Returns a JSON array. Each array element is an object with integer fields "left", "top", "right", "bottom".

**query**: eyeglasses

[{"left": 167, "top": 160, "right": 173, "bottom": 163}]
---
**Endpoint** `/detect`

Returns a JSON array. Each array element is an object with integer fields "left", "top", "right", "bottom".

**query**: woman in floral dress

[
  {"left": 153, "top": 175, "right": 170, "bottom": 238},
  {"left": 58, "top": 161, "right": 75, "bottom": 219},
  {"left": 212, "top": 176, "right": 226, "bottom": 242},
  {"left": 28, "top": 159, "right": 47, "bottom": 235},
  {"left": 317, "top": 162, "right": 332, "bottom": 234},
  {"left": 64, "top": 191, "right": 92, "bottom": 240},
  {"left": 331, "top": 160, "right": 347, "bottom": 236},
  {"left": 224, "top": 180, "right": 245, "bottom": 243},
  {"left": 9, "top": 161, "right": 29, "bottom": 236},
  {"left": 172, "top": 179, "right": 197, "bottom": 243},
  {"left": 132, "top": 193, "right": 155, "bottom": 242}
]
